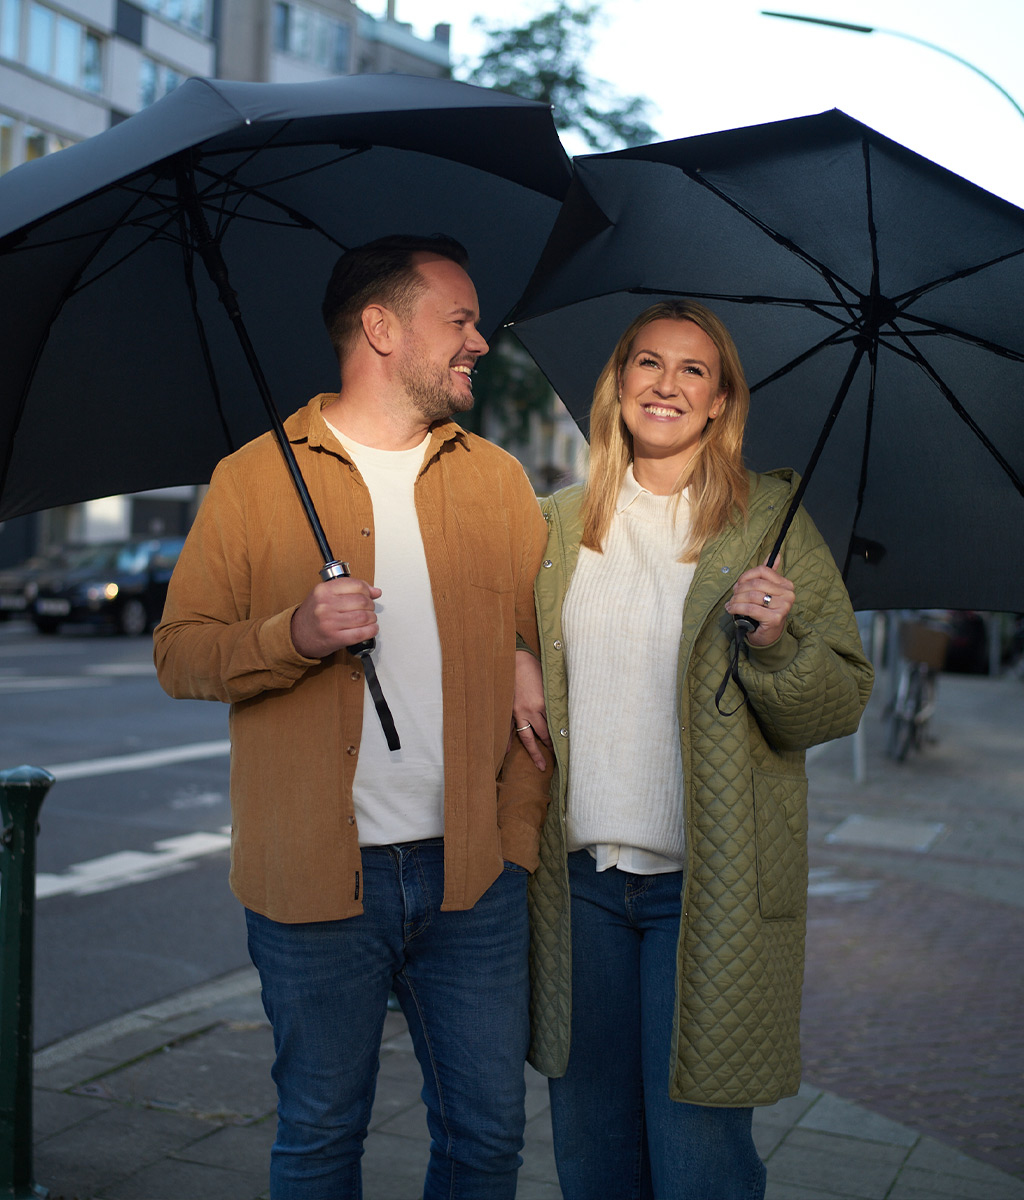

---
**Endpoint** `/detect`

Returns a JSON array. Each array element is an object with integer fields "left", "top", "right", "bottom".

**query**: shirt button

[
  {"left": 360, "top": 528, "right": 371, "bottom": 537},
  {"left": 542, "top": 559, "right": 553, "bottom": 568},
  {"left": 553, "top": 639, "right": 562, "bottom": 650},
  {"left": 345, "top": 745, "right": 357, "bottom": 756}
]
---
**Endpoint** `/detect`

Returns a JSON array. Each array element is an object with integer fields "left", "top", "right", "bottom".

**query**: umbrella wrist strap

[
  {"left": 355, "top": 649, "right": 401, "bottom": 752},
  {"left": 715, "top": 621, "right": 752, "bottom": 718}
]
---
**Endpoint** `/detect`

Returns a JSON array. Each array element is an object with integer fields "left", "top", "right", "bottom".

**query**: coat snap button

[
  {"left": 553, "top": 639, "right": 562, "bottom": 650},
  {"left": 721, "top": 566, "right": 731, "bottom": 573},
  {"left": 559, "top": 727, "right": 568, "bottom": 737},
  {"left": 345, "top": 745, "right": 357, "bottom": 756},
  {"left": 543, "top": 560, "right": 553, "bottom": 568},
  {"left": 347, "top": 815, "right": 355, "bottom": 825},
  {"left": 350, "top": 670, "right": 361, "bottom": 681},
  {"left": 360, "top": 528, "right": 371, "bottom": 537}
]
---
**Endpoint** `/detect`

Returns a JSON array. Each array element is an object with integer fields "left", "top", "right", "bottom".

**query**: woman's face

[{"left": 617, "top": 318, "right": 727, "bottom": 473}]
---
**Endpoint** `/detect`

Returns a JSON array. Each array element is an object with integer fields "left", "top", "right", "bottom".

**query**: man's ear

[{"left": 361, "top": 304, "right": 395, "bottom": 355}]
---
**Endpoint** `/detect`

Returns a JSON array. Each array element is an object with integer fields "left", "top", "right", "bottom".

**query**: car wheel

[{"left": 118, "top": 598, "right": 149, "bottom": 637}]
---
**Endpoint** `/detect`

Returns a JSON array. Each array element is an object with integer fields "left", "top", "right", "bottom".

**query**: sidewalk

[{"left": 28, "top": 672, "right": 1024, "bottom": 1200}]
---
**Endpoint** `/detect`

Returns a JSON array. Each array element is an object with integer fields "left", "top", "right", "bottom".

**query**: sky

[{"left": 387, "top": 0, "right": 1024, "bottom": 208}]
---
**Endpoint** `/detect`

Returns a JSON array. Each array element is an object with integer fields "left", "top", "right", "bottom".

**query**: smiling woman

[{"left": 617, "top": 318, "right": 727, "bottom": 494}]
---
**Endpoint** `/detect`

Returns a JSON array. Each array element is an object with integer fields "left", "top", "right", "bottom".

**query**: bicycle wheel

[{"left": 888, "top": 668, "right": 921, "bottom": 762}]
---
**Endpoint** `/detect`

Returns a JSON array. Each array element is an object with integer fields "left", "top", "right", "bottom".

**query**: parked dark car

[
  {"left": 0, "top": 547, "right": 87, "bottom": 621},
  {"left": 31, "top": 537, "right": 186, "bottom": 636}
]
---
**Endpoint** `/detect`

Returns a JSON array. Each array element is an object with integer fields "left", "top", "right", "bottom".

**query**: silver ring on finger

[{"left": 762, "top": 593, "right": 772, "bottom": 607}]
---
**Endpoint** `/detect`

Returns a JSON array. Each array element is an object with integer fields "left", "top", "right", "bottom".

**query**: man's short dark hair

[{"left": 321, "top": 233, "right": 470, "bottom": 364}]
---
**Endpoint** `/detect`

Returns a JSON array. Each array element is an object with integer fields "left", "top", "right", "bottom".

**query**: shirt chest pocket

[{"left": 455, "top": 510, "right": 515, "bottom": 594}]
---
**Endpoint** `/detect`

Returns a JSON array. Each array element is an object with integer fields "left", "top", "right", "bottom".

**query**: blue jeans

[
  {"left": 549, "top": 851, "right": 766, "bottom": 1200},
  {"left": 246, "top": 840, "right": 529, "bottom": 1199}
]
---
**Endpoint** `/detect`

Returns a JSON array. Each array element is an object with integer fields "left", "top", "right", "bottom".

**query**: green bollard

[{"left": 0, "top": 766, "right": 54, "bottom": 1200}]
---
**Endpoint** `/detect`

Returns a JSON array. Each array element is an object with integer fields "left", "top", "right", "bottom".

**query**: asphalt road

[{"left": 0, "top": 618, "right": 248, "bottom": 1049}]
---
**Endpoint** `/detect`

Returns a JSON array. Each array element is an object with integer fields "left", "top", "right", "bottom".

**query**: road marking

[
  {"left": 46, "top": 740, "right": 231, "bottom": 781},
  {"left": 84, "top": 663, "right": 157, "bottom": 676},
  {"left": 807, "top": 866, "right": 880, "bottom": 902},
  {"left": 36, "top": 828, "right": 232, "bottom": 898},
  {"left": 0, "top": 675, "right": 109, "bottom": 692}
]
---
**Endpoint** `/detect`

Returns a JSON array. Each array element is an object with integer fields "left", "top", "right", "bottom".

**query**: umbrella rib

[
  {"left": 749, "top": 327, "right": 859, "bottom": 393},
  {"left": 682, "top": 170, "right": 860, "bottom": 320},
  {"left": 896, "top": 244, "right": 1024, "bottom": 310},
  {"left": 880, "top": 314, "right": 1024, "bottom": 364},
  {"left": 191, "top": 161, "right": 349, "bottom": 248},
  {"left": 896, "top": 332, "right": 1024, "bottom": 498}
]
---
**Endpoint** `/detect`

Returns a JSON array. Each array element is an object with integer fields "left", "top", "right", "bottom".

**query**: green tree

[
  {"left": 458, "top": 3, "right": 656, "bottom": 445},
  {"left": 464, "top": 1, "right": 657, "bottom": 151}
]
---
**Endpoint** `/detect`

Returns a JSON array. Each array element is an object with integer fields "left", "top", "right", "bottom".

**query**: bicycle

[{"left": 886, "top": 619, "right": 950, "bottom": 762}]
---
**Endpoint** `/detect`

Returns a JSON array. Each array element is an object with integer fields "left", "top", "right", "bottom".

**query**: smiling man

[{"left": 154, "top": 234, "right": 550, "bottom": 1200}]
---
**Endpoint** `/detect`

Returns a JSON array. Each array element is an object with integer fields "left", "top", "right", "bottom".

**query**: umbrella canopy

[
  {"left": 0, "top": 73, "right": 571, "bottom": 523},
  {"left": 510, "top": 110, "right": 1024, "bottom": 612}
]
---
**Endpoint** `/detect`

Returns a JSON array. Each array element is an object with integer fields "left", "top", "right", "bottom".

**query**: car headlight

[{"left": 85, "top": 582, "right": 119, "bottom": 602}]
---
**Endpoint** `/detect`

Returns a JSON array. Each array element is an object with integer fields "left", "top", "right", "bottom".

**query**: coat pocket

[{"left": 753, "top": 769, "right": 808, "bottom": 920}]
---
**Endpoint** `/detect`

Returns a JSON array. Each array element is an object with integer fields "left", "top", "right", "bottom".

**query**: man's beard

[{"left": 397, "top": 345, "right": 474, "bottom": 423}]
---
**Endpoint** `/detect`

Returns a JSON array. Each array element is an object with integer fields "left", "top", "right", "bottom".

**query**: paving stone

[
  {"left": 796, "top": 1092, "right": 919, "bottom": 1147},
  {"left": 171, "top": 1116, "right": 276, "bottom": 1171},
  {"left": 98, "top": 1155, "right": 267, "bottom": 1200},
  {"left": 35, "top": 1104, "right": 211, "bottom": 1200},
  {"left": 32, "top": 1086, "right": 105, "bottom": 1139},
  {"left": 765, "top": 1127, "right": 908, "bottom": 1199}
]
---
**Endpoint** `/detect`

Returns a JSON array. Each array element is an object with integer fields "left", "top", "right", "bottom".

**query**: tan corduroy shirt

[{"left": 154, "top": 395, "right": 550, "bottom": 924}]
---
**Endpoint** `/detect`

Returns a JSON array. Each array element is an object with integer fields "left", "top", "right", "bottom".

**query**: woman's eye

[{"left": 637, "top": 356, "right": 658, "bottom": 367}]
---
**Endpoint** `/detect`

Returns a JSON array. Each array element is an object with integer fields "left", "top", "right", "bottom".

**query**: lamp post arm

[{"left": 761, "top": 11, "right": 1024, "bottom": 122}]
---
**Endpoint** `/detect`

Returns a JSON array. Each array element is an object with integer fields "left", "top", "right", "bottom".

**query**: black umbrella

[
  {"left": 509, "top": 110, "right": 1024, "bottom": 613},
  {"left": 0, "top": 73, "right": 571, "bottom": 747}
]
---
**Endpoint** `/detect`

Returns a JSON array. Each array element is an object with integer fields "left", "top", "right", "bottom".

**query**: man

[{"left": 154, "top": 234, "right": 550, "bottom": 1198}]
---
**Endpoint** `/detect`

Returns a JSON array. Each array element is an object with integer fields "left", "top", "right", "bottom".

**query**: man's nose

[{"left": 467, "top": 326, "right": 488, "bottom": 357}]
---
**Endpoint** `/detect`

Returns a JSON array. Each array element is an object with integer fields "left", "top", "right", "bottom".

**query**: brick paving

[{"left": 800, "top": 671, "right": 1024, "bottom": 1180}]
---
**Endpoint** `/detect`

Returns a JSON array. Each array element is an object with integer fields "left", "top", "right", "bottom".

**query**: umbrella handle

[{"left": 320, "top": 560, "right": 401, "bottom": 752}]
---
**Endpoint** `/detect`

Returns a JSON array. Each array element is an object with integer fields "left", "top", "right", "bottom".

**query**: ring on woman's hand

[
  {"left": 516, "top": 723, "right": 532, "bottom": 732},
  {"left": 762, "top": 593, "right": 772, "bottom": 607}
]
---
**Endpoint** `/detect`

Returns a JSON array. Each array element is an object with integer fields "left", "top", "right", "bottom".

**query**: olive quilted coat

[{"left": 527, "top": 470, "right": 874, "bottom": 1106}]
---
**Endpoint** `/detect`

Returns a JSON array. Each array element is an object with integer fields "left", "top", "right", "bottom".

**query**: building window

[
  {"left": 138, "top": 0, "right": 208, "bottom": 36},
  {"left": 0, "top": 110, "right": 75, "bottom": 173},
  {"left": 0, "top": 0, "right": 21, "bottom": 60},
  {"left": 22, "top": 122, "right": 73, "bottom": 162},
  {"left": 139, "top": 55, "right": 184, "bottom": 108},
  {"left": 9, "top": 2, "right": 102, "bottom": 92},
  {"left": 272, "top": 2, "right": 350, "bottom": 74},
  {"left": 0, "top": 112, "right": 14, "bottom": 174}
]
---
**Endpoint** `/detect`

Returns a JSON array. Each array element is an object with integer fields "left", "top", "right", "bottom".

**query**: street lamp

[{"left": 761, "top": 11, "right": 1024, "bottom": 122}]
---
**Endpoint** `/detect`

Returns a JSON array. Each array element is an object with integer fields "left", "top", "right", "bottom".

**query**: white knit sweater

[{"left": 562, "top": 469, "right": 696, "bottom": 873}]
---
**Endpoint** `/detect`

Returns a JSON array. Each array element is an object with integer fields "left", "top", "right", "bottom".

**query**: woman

[{"left": 515, "top": 300, "right": 873, "bottom": 1200}]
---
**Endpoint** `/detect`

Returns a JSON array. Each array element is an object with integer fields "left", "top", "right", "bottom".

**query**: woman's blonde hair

[{"left": 581, "top": 300, "right": 750, "bottom": 561}]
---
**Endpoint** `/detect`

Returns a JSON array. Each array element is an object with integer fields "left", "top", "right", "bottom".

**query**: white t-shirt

[{"left": 327, "top": 423, "right": 445, "bottom": 846}]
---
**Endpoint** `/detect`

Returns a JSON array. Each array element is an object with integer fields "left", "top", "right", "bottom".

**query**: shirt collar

[{"left": 616, "top": 465, "right": 649, "bottom": 514}]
